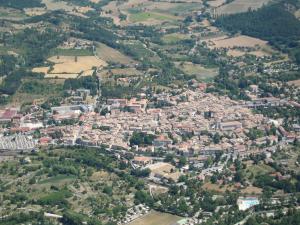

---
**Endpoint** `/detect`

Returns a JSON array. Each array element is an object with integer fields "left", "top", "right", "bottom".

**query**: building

[
  {"left": 153, "top": 135, "right": 173, "bottom": 149},
  {"left": 0, "top": 108, "right": 18, "bottom": 124},
  {"left": 219, "top": 121, "right": 242, "bottom": 131},
  {"left": 132, "top": 156, "right": 153, "bottom": 166},
  {"left": 237, "top": 197, "right": 259, "bottom": 211}
]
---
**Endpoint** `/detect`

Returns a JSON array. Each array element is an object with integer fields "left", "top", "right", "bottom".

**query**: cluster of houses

[{"left": 1, "top": 88, "right": 300, "bottom": 157}]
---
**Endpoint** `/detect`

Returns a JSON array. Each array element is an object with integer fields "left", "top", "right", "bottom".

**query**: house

[
  {"left": 292, "top": 124, "right": 300, "bottom": 132},
  {"left": 132, "top": 156, "right": 153, "bottom": 166},
  {"left": 107, "top": 99, "right": 128, "bottom": 107},
  {"left": 146, "top": 162, "right": 182, "bottom": 183},
  {"left": 153, "top": 135, "right": 173, "bottom": 148},
  {"left": 0, "top": 108, "right": 18, "bottom": 124},
  {"left": 219, "top": 121, "right": 242, "bottom": 131}
]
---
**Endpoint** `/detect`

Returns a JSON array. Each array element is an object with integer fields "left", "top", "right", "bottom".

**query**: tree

[
  {"left": 178, "top": 156, "right": 187, "bottom": 168},
  {"left": 213, "top": 133, "right": 221, "bottom": 144}
]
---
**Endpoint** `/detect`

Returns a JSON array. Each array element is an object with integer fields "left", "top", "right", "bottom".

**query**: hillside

[{"left": 214, "top": 1, "right": 300, "bottom": 58}]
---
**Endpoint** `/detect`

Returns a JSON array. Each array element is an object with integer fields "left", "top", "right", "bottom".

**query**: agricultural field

[
  {"left": 295, "top": 9, "right": 300, "bottom": 19},
  {"left": 162, "top": 33, "right": 191, "bottom": 44},
  {"left": 101, "top": 1, "right": 124, "bottom": 25},
  {"left": 0, "top": 7, "right": 27, "bottom": 20},
  {"left": 42, "top": 0, "right": 74, "bottom": 11},
  {"left": 33, "top": 56, "right": 106, "bottom": 79},
  {"left": 49, "top": 48, "right": 94, "bottom": 57},
  {"left": 123, "top": 40, "right": 160, "bottom": 62},
  {"left": 227, "top": 49, "right": 270, "bottom": 58},
  {"left": 216, "top": 0, "right": 271, "bottom": 15},
  {"left": 207, "top": 35, "right": 268, "bottom": 49},
  {"left": 95, "top": 42, "right": 136, "bottom": 65},
  {"left": 207, "top": 0, "right": 227, "bottom": 7},
  {"left": 176, "top": 62, "right": 218, "bottom": 82},
  {"left": 202, "top": 182, "right": 235, "bottom": 193},
  {"left": 128, "top": 211, "right": 182, "bottom": 225},
  {"left": 128, "top": 11, "right": 180, "bottom": 24},
  {"left": 101, "top": 0, "right": 187, "bottom": 26},
  {"left": 288, "top": 79, "right": 300, "bottom": 87},
  {"left": 24, "top": 7, "right": 47, "bottom": 16}
]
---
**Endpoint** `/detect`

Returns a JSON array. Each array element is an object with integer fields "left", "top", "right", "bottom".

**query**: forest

[{"left": 0, "top": 0, "right": 44, "bottom": 9}]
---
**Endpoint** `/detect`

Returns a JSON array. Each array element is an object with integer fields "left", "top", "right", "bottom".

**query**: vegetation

[
  {"left": 215, "top": 1, "right": 300, "bottom": 62},
  {"left": 0, "top": 0, "right": 45, "bottom": 9}
]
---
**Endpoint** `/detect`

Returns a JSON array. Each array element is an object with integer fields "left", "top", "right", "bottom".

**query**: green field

[
  {"left": 49, "top": 48, "right": 94, "bottom": 57},
  {"left": 177, "top": 62, "right": 219, "bottom": 82},
  {"left": 162, "top": 33, "right": 191, "bottom": 44},
  {"left": 159, "top": 3, "right": 202, "bottom": 15},
  {"left": 38, "top": 174, "right": 76, "bottom": 185},
  {"left": 129, "top": 12, "right": 178, "bottom": 23},
  {"left": 246, "top": 163, "right": 275, "bottom": 180},
  {"left": 95, "top": 42, "right": 135, "bottom": 64},
  {"left": 128, "top": 211, "right": 182, "bottom": 225}
]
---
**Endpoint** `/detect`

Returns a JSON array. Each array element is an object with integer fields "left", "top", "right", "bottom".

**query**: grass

[
  {"left": 246, "top": 163, "right": 275, "bottom": 180},
  {"left": 11, "top": 78, "right": 63, "bottom": 106},
  {"left": 162, "top": 33, "right": 190, "bottom": 44},
  {"left": 128, "top": 211, "right": 182, "bottom": 225},
  {"left": 49, "top": 48, "right": 93, "bottom": 57},
  {"left": 38, "top": 174, "right": 76, "bottom": 185},
  {"left": 0, "top": 46, "right": 13, "bottom": 55},
  {"left": 177, "top": 62, "right": 218, "bottom": 82},
  {"left": 202, "top": 182, "right": 235, "bottom": 193},
  {"left": 216, "top": 0, "right": 271, "bottom": 15},
  {"left": 129, "top": 12, "right": 178, "bottom": 23},
  {"left": 0, "top": 10, "right": 27, "bottom": 20},
  {"left": 123, "top": 40, "right": 158, "bottom": 61},
  {"left": 159, "top": 3, "right": 202, "bottom": 15},
  {"left": 95, "top": 42, "right": 135, "bottom": 64}
]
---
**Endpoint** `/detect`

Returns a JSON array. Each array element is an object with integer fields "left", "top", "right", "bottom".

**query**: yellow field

[
  {"left": 81, "top": 69, "right": 94, "bottom": 77},
  {"left": 203, "top": 182, "right": 235, "bottom": 193},
  {"left": 42, "top": 0, "right": 73, "bottom": 11},
  {"left": 33, "top": 56, "right": 106, "bottom": 79},
  {"left": 45, "top": 73, "right": 79, "bottom": 79},
  {"left": 128, "top": 211, "right": 182, "bottom": 225},
  {"left": 24, "top": 8, "right": 47, "bottom": 16},
  {"left": 48, "top": 56, "right": 107, "bottom": 74},
  {"left": 32, "top": 67, "right": 49, "bottom": 74},
  {"left": 295, "top": 9, "right": 300, "bottom": 18},
  {"left": 208, "top": 35, "right": 267, "bottom": 49},
  {"left": 288, "top": 79, "right": 300, "bottom": 87},
  {"left": 227, "top": 49, "right": 270, "bottom": 57}
]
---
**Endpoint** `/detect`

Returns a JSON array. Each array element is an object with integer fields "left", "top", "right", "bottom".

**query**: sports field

[{"left": 128, "top": 211, "right": 182, "bottom": 225}]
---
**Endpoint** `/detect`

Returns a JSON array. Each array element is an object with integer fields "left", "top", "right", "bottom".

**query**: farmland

[
  {"left": 176, "top": 62, "right": 218, "bottom": 82},
  {"left": 216, "top": 0, "right": 271, "bottom": 15},
  {"left": 207, "top": 35, "right": 268, "bottom": 49},
  {"left": 129, "top": 11, "right": 180, "bottom": 24},
  {"left": 49, "top": 48, "right": 94, "bottom": 57},
  {"left": 95, "top": 42, "right": 136, "bottom": 65},
  {"left": 162, "top": 33, "right": 191, "bottom": 44},
  {"left": 33, "top": 56, "right": 106, "bottom": 79},
  {"left": 288, "top": 79, "right": 300, "bottom": 87}
]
